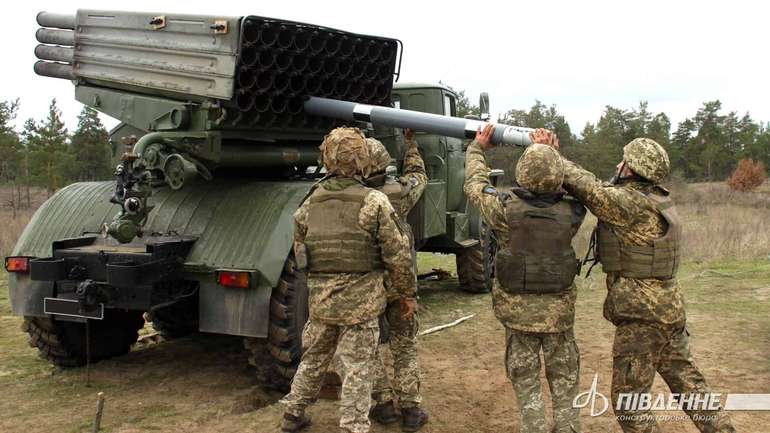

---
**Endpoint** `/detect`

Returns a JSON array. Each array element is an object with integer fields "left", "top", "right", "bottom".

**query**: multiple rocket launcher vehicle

[{"left": 7, "top": 9, "right": 531, "bottom": 382}]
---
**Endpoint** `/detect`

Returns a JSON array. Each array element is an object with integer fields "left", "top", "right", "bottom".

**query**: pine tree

[
  {"left": 690, "top": 100, "right": 725, "bottom": 180},
  {"left": 24, "top": 99, "right": 71, "bottom": 195},
  {"left": 670, "top": 119, "right": 695, "bottom": 178},
  {"left": 0, "top": 99, "right": 23, "bottom": 211},
  {"left": 0, "top": 99, "right": 21, "bottom": 183},
  {"left": 70, "top": 105, "right": 112, "bottom": 181}
]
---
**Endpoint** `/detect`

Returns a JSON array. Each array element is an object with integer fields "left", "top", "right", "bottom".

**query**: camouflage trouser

[
  {"left": 505, "top": 328, "right": 581, "bottom": 433},
  {"left": 371, "top": 300, "right": 422, "bottom": 407},
  {"left": 611, "top": 322, "right": 735, "bottom": 433},
  {"left": 281, "top": 319, "right": 380, "bottom": 433}
]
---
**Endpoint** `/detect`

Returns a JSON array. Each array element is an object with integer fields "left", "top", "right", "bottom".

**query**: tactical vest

[
  {"left": 495, "top": 192, "right": 585, "bottom": 294},
  {"left": 596, "top": 192, "right": 681, "bottom": 279},
  {"left": 304, "top": 183, "right": 383, "bottom": 273},
  {"left": 366, "top": 174, "right": 408, "bottom": 215},
  {"left": 380, "top": 179, "right": 405, "bottom": 215}
]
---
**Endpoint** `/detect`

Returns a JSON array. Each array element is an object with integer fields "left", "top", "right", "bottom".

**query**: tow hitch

[{"left": 30, "top": 234, "right": 196, "bottom": 319}]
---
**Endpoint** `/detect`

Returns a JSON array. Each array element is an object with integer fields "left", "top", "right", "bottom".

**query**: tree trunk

[
  {"left": 25, "top": 152, "right": 30, "bottom": 208},
  {"left": 47, "top": 160, "right": 53, "bottom": 197}
]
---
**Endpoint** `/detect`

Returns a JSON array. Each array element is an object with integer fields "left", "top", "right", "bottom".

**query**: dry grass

[
  {"left": 674, "top": 181, "right": 770, "bottom": 261},
  {"left": 0, "top": 210, "right": 34, "bottom": 258},
  {"left": 0, "top": 186, "right": 47, "bottom": 258},
  {"left": 569, "top": 181, "right": 770, "bottom": 263},
  {"left": 679, "top": 204, "right": 770, "bottom": 261}
]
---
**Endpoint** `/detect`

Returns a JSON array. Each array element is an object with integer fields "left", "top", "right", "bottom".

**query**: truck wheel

[
  {"left": 22, "top": 309, "right": 145, "bottom": 368},
  {"left": 456, "top": 222, "right": 496, "bottom": 293},
  {"left": 147, "top": 286, "right": 200, "bottom": 340},
  {"left": 245, "top": 256, "right": 309, "bottom": 388}
]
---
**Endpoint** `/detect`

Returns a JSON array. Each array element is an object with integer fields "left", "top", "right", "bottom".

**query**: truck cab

[{"left": 387, "top": 83, "right": 486, "bottom": 251}]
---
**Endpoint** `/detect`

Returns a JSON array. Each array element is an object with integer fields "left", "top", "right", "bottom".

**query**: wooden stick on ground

[
  {"left": 418, "top": 314, "right": 476, "bottom": 336},
  {"left": 93, "top": 392, "right": 105, "bottom": 433}
]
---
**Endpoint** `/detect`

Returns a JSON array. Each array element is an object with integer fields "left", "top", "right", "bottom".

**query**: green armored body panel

[{"left": 7, "top": 9, "right": 519, "bottom": 385}]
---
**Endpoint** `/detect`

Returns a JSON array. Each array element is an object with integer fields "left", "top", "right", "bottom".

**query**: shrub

[{"left": 726, "top": 159, "right": 767, "bottom": 192}]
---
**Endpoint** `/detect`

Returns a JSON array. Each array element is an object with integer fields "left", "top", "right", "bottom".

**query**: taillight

[
  {"left": 5, "top": 257, "right": 30, "bottom": 273},
  {"left": 217, "top": 271, "right": 250, "bottom": 289}
]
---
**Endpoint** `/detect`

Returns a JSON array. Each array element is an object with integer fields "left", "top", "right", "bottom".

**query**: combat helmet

[
  {"left": 623, "top": 138, "right": 670, "bottom": 184},
  {"left": 319, "top": 127, "right": 371, "bottom": 178},
  {"left": 365, "top": 137, "right": 391, "bottom": 174},
  {"left": 515, "top": 143, "right": 565, "bottom": 194}
]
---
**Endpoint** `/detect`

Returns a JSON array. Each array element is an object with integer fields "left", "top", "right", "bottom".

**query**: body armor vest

[
  {"left": 380, "top": 178, "right": 405, "bottom": 215},
  {"left": 495, "top": 190, "right": 585, "bottom": 294},
  {"left": 366, "top": 174, "right": 408, "bottom": 216},
  {"left": 596, "top": 192, "right": 681, "bottom": 279},
  {"left": 304, "top": 183, "right": 383, "bottom": 273}
]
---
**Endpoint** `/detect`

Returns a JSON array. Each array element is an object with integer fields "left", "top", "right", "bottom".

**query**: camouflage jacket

[
  {"left": 560, "top": 158, "right": 686, "bottom": 326},
  {"left": 294, "top": 177, "right": 417, "bottom": 325},
  {"left": 463, "top": 141, "right": 578, "bottom": 333},
  {"left": 381, "top": 137, "right": 427, "bottom": 302},
  {"left": 395, "top": 136, "right": 428, "bottom": 219}
]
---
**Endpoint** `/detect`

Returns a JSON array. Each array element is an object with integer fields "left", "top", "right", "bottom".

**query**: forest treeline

[
  {"left": 456, "top": 91, "right": 770, "bottom": 182},
  {"left": 0, "top": 99, "right": 111, "bottom": 209},
  {"left": 1, "top": 93, "right": 768, "bottom": 210}
]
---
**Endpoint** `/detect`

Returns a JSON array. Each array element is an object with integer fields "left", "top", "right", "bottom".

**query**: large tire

[
  {"left": 147, "top": 286, "right": 199, "bottom": 340},
  {"left": 456, "top": 222, "right": 497, "bottom": 293},
  {"left": 245, "top": 256, "right": 309, "bottom": 388},
  {"left": 22, "top": 309, "right": 145, "bottom": 368}
]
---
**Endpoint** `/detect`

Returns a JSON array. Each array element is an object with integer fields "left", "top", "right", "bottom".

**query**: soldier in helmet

[
  {"left": 531, "top": 128, "right": 735, "bottom": 433},
  {"left": 364, "top": 128, "right": 429, "bottom": 432},
  {"left": 463, "top": 124, "right": 586, "bottom": 433},
  {"left": 280, "top": 127, "right": 418, "bottom": 433}
]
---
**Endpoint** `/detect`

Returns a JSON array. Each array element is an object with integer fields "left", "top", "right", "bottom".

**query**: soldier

[
  {"left": 364, "top": 128, "right": 429, "bottom": 432},
  {"left": 530, "top": 128, "right": 735, "bottom": 433},
  {"left": 463, "top": 124, "right": 585, "bottom": 433},
  {"left": 280, "top": 127, "right": 418, "bottom": 433}
]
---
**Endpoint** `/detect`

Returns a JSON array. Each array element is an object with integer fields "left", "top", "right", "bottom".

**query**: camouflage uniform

[
  {"left": 559, "top": 138, "right": 735, "bottom": 433},
  {"left": 366, "top": 136, "right": 428, "bottom": 410},
  {"left": 280, "top": 128, "right": 417, "bottom": 433},
  {"left": 464, "top": 141, "right": 583, "bottom": 433}
]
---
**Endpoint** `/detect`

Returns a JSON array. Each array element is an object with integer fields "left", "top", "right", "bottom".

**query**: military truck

[{"left": 5, "top": 9, "right": 518, "bottom": 384}]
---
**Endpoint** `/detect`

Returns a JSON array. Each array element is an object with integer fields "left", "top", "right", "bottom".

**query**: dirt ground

[{"left": 1, "top": 255, "right": 769, "bottom": 433}]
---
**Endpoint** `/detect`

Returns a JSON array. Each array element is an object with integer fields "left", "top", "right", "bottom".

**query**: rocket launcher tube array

[
  {"left": 303, "top": 97, "right": 534, "bottom": 147},
  {"left": 32, "top": 10, "right": 401, "bottom": 130},
  {"left": 36, "top": 12, "right": 76, "bottom": 29},
  {"left": 34, "top": 13, "right": 77, "bottom": 81},
  {"left": 36, "top": 10, "right": 532, "bottom": 141}
]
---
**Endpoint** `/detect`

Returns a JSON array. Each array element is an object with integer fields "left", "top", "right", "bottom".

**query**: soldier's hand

[
  {"left": 404, "top": 128, "right": 415, "bottom": 142},
  {"left": 529, "top": 128, "right": 549, "bottom": 144},
  {"left": 400, "top": 297, "right": 416, "bottom": 321},
  {"left": 529, "top": 128, "right": 560, "bottom": 151},
  {"left": 475, "top": 123, "right": 495, "bottom": 151},
  {"left": 551, "top": 132, "right": 560, "bottom": 150}
]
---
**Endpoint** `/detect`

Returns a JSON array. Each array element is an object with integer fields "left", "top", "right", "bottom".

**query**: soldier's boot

[
  {"left": 401, "top": 406, "right": 428, "bottom": 432},
  {"left": 280, "top": 412, "right": 311, "bottom": 433},
  {"left": 369, "top": 400, "right": 399, "bottom": 425}
]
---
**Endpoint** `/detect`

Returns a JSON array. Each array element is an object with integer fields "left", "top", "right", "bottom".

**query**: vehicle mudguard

[{"left": 10, "top": 179, "right": 312, "bottom": 338}]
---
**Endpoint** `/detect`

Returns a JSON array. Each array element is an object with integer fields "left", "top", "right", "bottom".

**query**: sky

[{"left": 4, "top": 0, "right": 770, "bottom": 136}]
